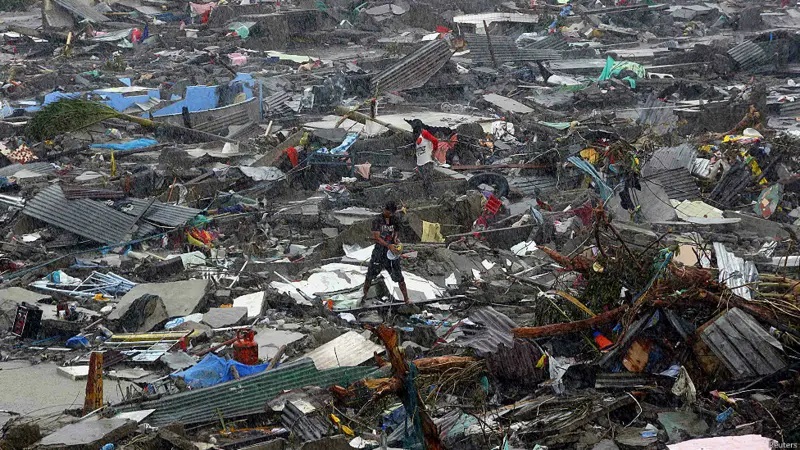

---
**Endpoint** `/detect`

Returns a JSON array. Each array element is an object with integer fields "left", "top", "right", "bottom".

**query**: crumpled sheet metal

[
  {"left": 713, "top": 242, "right": 757, "bottom": 300},
  {"left": 459, "top": 307, "right": 517, "bottom": 354}
]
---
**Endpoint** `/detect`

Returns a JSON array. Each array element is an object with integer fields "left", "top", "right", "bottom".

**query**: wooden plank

[
  {"left": 702, "top": 325, "right": 751, "bottom": 378},
  {"left": 727, "top": 308, "right": 786, "bottom": 373},
  {"left": 713, "top": 315, "right": 772, "bottom": 376}
]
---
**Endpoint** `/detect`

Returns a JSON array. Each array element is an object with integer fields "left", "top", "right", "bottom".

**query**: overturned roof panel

[
  {"left": 53, "top": 0, "right": 110, "bottom": 22},
  {"left": 371, "top": 39, "right": 453, "bottom": 93},
  {"left": 116, "top": 198, "right": 202, "bottom": 227},
  {"left": 727, "top": 41, "right": 769, "bottom": 71},
  {"left": 23, "top": 185, "right": 137, "bottom": 245},
  {"left": 700, "top": 307, "right": 786, "bottom": 379},
  {"left": 465, "top": 34, "right": 561, "bottom": 65}
]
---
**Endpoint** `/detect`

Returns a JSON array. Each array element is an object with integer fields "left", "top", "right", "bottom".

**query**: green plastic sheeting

[
  {"left": 229, "top": 22, "right": 250, "bottom": 39},
  {"left": 598, "top": 56, "right": 646, "bottom": 87}
]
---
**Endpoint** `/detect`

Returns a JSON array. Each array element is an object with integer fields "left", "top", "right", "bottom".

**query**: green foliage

[{"left": 25, "top": 98, "right": 121, "bottom": 141}]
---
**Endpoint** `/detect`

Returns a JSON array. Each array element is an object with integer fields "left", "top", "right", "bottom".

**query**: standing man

[
  {"left": 363, "top": 201, "right": 411, "bottom": 304},
  {"left": 416, "top": 129, "right": 437, "bottom": 198}
]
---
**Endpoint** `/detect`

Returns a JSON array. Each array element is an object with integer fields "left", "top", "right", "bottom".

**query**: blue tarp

[
  {"left": 568, "top": 155, "right": 613, "bottom": 201},
  {"left": 89, "top": 138, "right": 159, "bottom": 151},
  {"left": 171, "top": 354, "right": 268, "bottom": 389},
  {"left": 315, "top": 132, "right": 359, "bottom": 155}
]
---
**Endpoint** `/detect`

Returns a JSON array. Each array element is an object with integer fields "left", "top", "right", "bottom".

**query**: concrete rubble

[{"left": 1, "top": 0, "right": 800, "bottom": 448}]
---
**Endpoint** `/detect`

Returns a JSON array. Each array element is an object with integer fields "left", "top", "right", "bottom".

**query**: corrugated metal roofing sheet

[
  {"left": 700, "top": 307, "right": 786, "bottom": 379},
  {"left": 521, "top": 33, "right": 570, "bottom": 51},
  {"left": 780, "top": 101, "right": 800, "bottom": 116},
  {"left": 116, "top": 198, "right": 201, "bottom": 227},
  {"left": 155, "top": 98, "right": 260, "bottom": 136},
  {"left": 465, "top": 34, "right": 561, "bottom": 65},
  {"left": 281, "top": 401, "right": 331, "bottom": 441},
  {"left": 0, "top": 162, "right": 55, "bottom": 177},
  {"left": 264, "top": 91, "right": 294, "bottom": 117},
  {"left": 708, "top": 160, "right": 749, "bottom": 207},
  {"left": 509, "top": 173, "right": 581, "bottom": 196},
  {"left": 53, "top": 0, "right": 110, "bottom": 22},
  {"left": 459, "top": 307, "right": 516, "bottom": 354},
  {"left": 23, "top": 184, "right": 137, "bottom": 245},
  {"left": 727, "top": 41, "right": 769, "bottom": 71},
  {"left": 62, "top": 187, "right": 126, "bottom": 200},
  {"left": 643, "top": 168, "right": 700, "bottom": 201},
  {"left": 371, "top": 39, "right": 453, "bottom": 93},
  {"left": 713, "top": 242, "right": 757, "bottom": 300},
  {"left": 302, "top": 331, "right": 384, "bottom": 370},
  {"left": 485, "top": 339, "right": 546, "bottom": 386},
  {"left": 115, "top": 358, "right": 374, "bottom": 426}
]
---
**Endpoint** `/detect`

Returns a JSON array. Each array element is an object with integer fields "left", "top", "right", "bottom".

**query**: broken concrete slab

[
  {"left": 658, "top": 411, "right": 709, "bottom": 443},
  {"left": 201, "top": 307, "right": 248, "bottom": 329},
  {"left": 35, "top": 418, "right": 137, "bottom": 449},
  {"left": 0, "top": 287, "right": 50, "bottom": 330},
  {"left": 0, "top": 287, "right": 51, "bottom": 304},
  {"left": 109, "top": 279, "right": 209, "bottom": 322},
  {"left": 159, "top": 351, "right": 198, "bottom": 371},
  {"left": 614, "top": 427, "right": 658, "bottom": 448},
  {"left": 232, "top": 291, "right": 266, "bottom": 318},
  {"left": 56, "top": 365, "right": 90, "bottom": 381},
  {"left": 483, "top": 93, "right": 534, "bottom": 114},
  {"left": 253, "top": 327, "right": 306, "bottom": 360},
  {"left": 115, "top": 294, "right": 169, "bottom": 333}
]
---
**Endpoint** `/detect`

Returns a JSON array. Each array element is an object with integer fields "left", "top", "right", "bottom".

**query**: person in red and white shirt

[{"left": 416, "top": 130, "right": 437, "bottom": 198}]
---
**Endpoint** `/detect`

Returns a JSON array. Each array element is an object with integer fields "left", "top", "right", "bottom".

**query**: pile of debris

[{"left": 2, "top": 0, "right": 800, "bottom": 448}]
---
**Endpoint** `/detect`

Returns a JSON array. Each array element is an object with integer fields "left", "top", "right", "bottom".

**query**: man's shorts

[{"left": 366, "top": 251, "right": 404, "bottom": 283}]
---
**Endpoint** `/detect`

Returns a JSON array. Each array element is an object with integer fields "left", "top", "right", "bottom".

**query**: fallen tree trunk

[
  {"left": 415, "top": 356, "right": 478, "bottom": 373},
  {"left": 372, "top": 325, "right": 444, "bottom": 450},
  {"left": 513, "top": 306, "right": 627, "bottom": 339}
]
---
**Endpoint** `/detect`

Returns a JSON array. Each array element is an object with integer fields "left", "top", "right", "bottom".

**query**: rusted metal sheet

[{"left": 371, "top": 39, "right": 453, "bottom": 93}]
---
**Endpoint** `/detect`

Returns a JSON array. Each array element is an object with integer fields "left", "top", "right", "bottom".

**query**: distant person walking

[{"left": 416, "top": 130, "right": 437, "bottom": 198}]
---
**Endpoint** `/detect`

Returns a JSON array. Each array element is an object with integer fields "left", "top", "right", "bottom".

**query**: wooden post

[{"left": 83, "top": 351, "right": 103, "bottom": 415}]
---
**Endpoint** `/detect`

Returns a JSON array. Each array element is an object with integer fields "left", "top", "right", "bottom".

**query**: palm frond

[{"left": 25, "top": 98, "right": 124, "bottom": 141}]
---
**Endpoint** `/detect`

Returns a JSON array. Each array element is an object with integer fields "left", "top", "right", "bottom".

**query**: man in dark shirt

[{"left": 362, "top": 201, "right": 411, "bottom": 304}]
